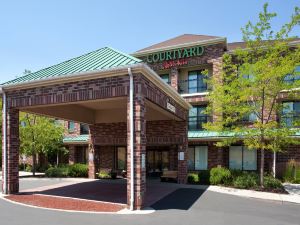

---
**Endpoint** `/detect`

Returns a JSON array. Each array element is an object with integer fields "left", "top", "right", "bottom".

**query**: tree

[
  {"left": 205, "top": 3, "right": 300, "bottom": 186},
  {"left": 19, "top": 113, "right": 66, "bottom": 175}
]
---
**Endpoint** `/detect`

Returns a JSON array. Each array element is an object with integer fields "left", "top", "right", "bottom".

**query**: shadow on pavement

[{"left": 151, "top": 188, "right": 206, "bottom": 210}]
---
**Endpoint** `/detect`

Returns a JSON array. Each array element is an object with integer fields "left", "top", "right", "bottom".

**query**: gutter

[
  {"left": 0, "top": 87, "right": 7, "bottom": 194},
  {"left": 128, "top": 67, "right": 134, "bottom": 211}
]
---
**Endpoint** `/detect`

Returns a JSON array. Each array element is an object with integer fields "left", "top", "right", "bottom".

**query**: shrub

[
  {"left": 198, "top": 170, "right": 210, "bottom": 184},
  {"left": 230, "top": 169, "right": 243, "bottom": 179},
  {"left": 36, "top": 164, "right": 50, "bottom": 173},
  {"left": 209, "top": 167, "right": 231, "bottom": 185},
  {"left": 188, "top": 173, "right": 200, "bottom": 184},
  {"left": 98, "top": 169, "right": 111, "bottom": 179},
  {"left": 233, "top": 172, "right": 258, "bottom": 189},
  {"left": 25, "top": 164, "right": 32, "bottom": 172},
  {"left": 68, "top": 164, "right": 88, "bottom": 177},
  {"left": 264, "top": 176, "right": 283, "bottom": 189},
  {"left": 45, "top": 166, "right": 69, "bottom": 177},
  {"left": 283, "top": 159, "right": 300, "bottom": 183}
]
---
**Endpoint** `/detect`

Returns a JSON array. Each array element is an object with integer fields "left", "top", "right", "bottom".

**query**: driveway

[{"left": 0, "top": 178, "right": 299, "bottom": 225}]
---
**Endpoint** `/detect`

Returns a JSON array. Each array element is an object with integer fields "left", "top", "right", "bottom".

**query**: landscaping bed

[{"left": 188, "top": 167, "right": 287, "bottom": 194}]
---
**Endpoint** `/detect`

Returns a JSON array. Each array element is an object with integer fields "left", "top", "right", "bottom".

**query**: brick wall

[{"left": 2, "top": 108, "right": 19, "bottom": 194}]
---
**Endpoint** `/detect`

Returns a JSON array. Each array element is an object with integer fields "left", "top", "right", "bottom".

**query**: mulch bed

[{"left": 5, "top": 194, "right": 125, "bottom": 212}]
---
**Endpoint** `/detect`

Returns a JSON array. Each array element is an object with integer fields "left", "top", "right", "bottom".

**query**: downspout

[
  {"left": 1, "top": 88, "right": 7, "bottom": 194},
  {"left": 128, "top": 68, "right": 134, "bottom": 211}
]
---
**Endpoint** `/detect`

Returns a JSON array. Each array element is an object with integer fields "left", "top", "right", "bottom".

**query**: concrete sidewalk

[
  {"left": 0, "top": 171, "right": 45, "bottom": 180},
  {"left": 177, "top": 184, "right": 300, "bottom": 204},
  {"left": 284, "top": 183, "right": 300, "bottom": 195}
]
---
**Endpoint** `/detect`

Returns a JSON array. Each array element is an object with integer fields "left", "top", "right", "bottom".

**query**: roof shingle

[
  {"left": 3, "top": 47, "right": 142, "bottom": 86},
  {"left": 134, "top": 34, "right": 223, "bottom": 53}
]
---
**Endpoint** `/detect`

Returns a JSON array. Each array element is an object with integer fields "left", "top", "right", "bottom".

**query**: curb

[
  {"left": 0, "top": 195, "right": 155, "bottom": 215},
  {"left": 181, "top": 184, "right": 300, "bottom": 204}
]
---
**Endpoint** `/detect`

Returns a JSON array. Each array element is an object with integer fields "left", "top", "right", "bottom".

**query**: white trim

[{"left": 181, "top": 92, "right": 209, "bottom": 97}]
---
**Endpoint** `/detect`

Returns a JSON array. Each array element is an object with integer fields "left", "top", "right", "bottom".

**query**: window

[
  {"left": 188, "top": 105, "right": 208, "bottom": 130},
  {"left": 284, "top": 65, "right": 300, "bottom": 84},
  {"left": 80, "top": 123, "right": 89, "bottom": 135},
  {"left": 229, "top": 146, "right": 257, "bottom": 170},
  {"left": 68, "top": 121, "right": 75, "bottom": 133},
  {"left": 188, "top": 70, "right": 207, "bottom": 93},
  {"left": 282, "top": 101, "right": 300, "bottom": 127},
  {"left": 117, "top": 147, "right": 126, "bottom": 170},
  {"left": 188, "top": 146, "right": 208, "bottom": 170},
  {"left": 160, "top": 74, "right": 169, "bottom": 84},
  {"left": 75, "top": 146, "right": 87, "bottom": 164}
]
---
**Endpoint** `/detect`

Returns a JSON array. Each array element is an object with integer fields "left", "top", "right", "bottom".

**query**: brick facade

[{"left": 2, "top": 107, "right": 19, "bottom": 194}]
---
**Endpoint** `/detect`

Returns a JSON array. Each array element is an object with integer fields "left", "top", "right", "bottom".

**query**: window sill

[{"left": 181, "top": 92, "right": 209, "bottom": 97}]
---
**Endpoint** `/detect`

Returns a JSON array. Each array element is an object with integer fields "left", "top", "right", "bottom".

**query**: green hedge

[
  {"left": 209, "top": 167, "right": 231, "bottom": 185},
  {"left": 188, "top": 173, "right": 200, "bottom": 184},
  {"left": 264, "top": 176, "right": 283, "bottom": 189},
  {"left": 233, "top": 172, "right": 258, "bottom": 189},
  {"left": 45, "top": 166, "right": 69, "bottom": 177},
  {"left": 68, "top": 164, "right": 88, "bottom": 177},
  {"left": 45, "top": 164, "right": 88, "bottom": 178}
]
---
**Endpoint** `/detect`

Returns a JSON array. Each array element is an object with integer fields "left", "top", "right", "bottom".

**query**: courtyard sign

[{"left": 146, "top": 45, "right": 204, "bottom": 63}]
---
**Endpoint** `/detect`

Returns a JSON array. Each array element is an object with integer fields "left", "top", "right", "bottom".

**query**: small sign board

[
  {"left": 167, "top": 102, "right": 176, "bottom": 113},
  {"left": 178, "top": 152, "right": 185, "bottom": 161}
]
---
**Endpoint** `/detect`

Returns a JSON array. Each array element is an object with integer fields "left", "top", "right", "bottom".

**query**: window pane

[
  {"left": 229, "top": 146, "right": 243, "bottom": 170},
  {"left": 68, "top": 121, "right": 75, "bottom": 132},
  {"left": 80, "top": 123, "right": 89, "bottom": 135},
  {"left": 117, "top": 147, "right": 126, "bottom": 170},
  {"left": 195, "top": 146, "right": 208, "bottom": 170},
  {"left": 243, "top": 147, "right": 257, "bottom": 170},
  {"left": 162, "top": 151, "right": 169, "bottom": 170},
  {"left": 188, "top": 73, "right": 198, "bottom": 94},
  {"left": 160, "top": 74, "right": 169, "bottom": 83},
  {"left": 188, "top": 147, "right": 195, "bottom": 170}
]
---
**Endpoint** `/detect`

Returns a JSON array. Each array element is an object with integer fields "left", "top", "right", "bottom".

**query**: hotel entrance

[{"left": 146, "top": 147, "right": 170, "bottom": 177}]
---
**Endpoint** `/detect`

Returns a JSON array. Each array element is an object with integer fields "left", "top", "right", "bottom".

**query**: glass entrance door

[{"left": 147, "top": 150, "right": 169, "bottom": 176}]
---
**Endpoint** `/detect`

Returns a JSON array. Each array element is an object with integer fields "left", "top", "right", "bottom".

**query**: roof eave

[
  {"left": 132, "top": 37, "right": 227, "bottom": 57},
  {"left": 1, "top": 63, "right": 191, "bottom": 110}
]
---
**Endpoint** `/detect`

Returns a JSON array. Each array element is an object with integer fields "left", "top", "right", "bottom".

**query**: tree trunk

[
  {"left": 32, "top": 153, "right": 36, "bottom": 176},
  {"left": 260, "top": 149, "right": 265, "bottom": 187},
  {"left": 273, "top": 152, "right": 276, "bottom": 178},
  {"left": 56, "top": 152, "right": 59, "bottom": 166}
]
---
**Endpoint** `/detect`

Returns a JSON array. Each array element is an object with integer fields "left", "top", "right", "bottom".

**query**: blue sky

[{"left": 0, "top": 0, "right": 299, "bottom": 83}]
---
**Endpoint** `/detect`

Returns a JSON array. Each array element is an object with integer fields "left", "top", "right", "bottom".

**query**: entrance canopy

[{"left": 1, "top": 46, "right": 191, "bottom": 210}]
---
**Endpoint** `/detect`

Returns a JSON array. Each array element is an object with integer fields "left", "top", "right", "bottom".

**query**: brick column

[
  {"left": 170, "top": 67, "right": 179, "bottom": 91},
  {"left": 169, "top": 145, "right": 178, "bottom": 170},
  {"left": 177, "top": 122, "right": 188, "bottom": 184},
  {"left": 2, "top": 107, "right": 19, "bottom": 194},
  {"left": 68, "top": 145, "right": 75, "bottom": 165},
  {"left": 127, "top": 81, "right": 146, "bottom": 210}
]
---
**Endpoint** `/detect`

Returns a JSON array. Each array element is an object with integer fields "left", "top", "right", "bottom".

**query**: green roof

[
  {"left": 63, "top": 131, "right": 300, "bottom": 144},
  {"left": 63, "top": 135, "right": 89, "bottom": 143},
  {"left": 188, "top": 131, "right": 235, "bottom": 139},
  {"left": 3, "top": 47, "right": 142, "bottom": 85}
]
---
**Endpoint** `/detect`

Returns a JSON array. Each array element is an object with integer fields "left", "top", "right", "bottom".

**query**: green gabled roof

[
  {"left": 63, "top": 135, "right": 89, "bottom": 143},
  {"left": 3, "top": 47, "right": 142, "bottom": 85},
  {"left": 188, "top": 130, "right": 300, "bottom": 139},
  {"left": 188, "top": 130, "right": 236, "bottom": 139}
]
